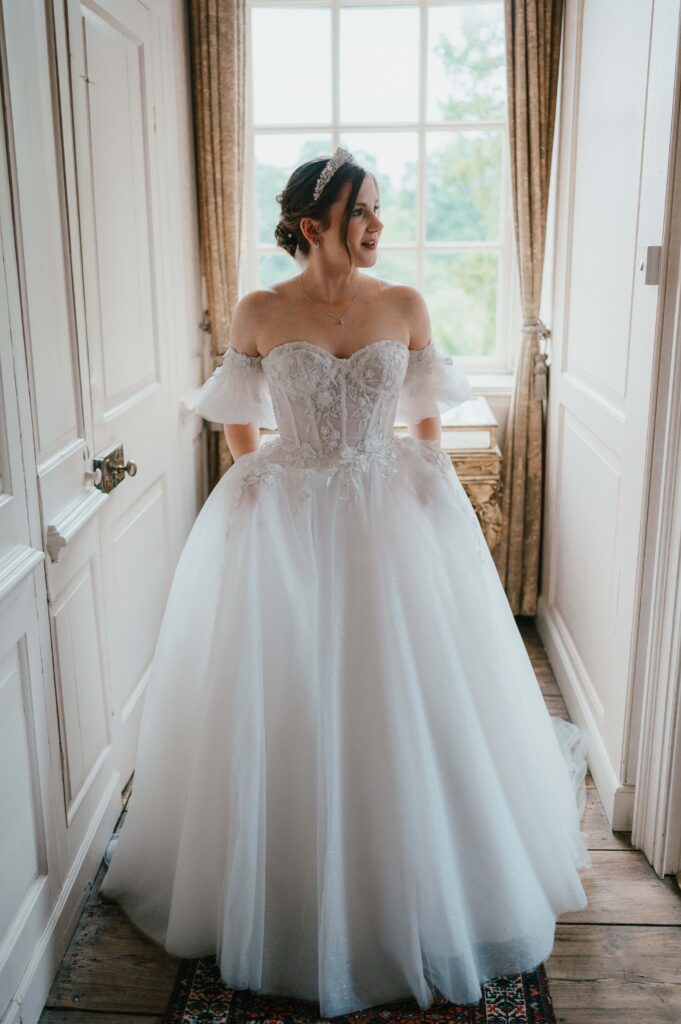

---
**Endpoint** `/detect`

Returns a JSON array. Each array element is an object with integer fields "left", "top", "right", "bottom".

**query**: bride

[
  {"left": 228, "top": 148, "right": 433, "bottom": 403},
  {"left": 100, "top": 146, "right": 591, "bottom": 1019}
]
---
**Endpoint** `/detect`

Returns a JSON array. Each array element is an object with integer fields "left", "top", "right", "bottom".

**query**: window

[{"left": 245, "top": 0, "right": 516, "bottom": 371}]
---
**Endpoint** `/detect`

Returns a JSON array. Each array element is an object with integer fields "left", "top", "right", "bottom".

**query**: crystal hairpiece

[
  {"left": 312, "top": 147, "right": 356, "bottom": 202},
  {"left": 274, "top": 147, "right": 355, "bottom": 206}
]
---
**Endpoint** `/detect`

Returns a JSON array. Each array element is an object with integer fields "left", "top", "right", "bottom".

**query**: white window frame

[{"left": 243, "top": 0, "right": 520, "bottom": 386}]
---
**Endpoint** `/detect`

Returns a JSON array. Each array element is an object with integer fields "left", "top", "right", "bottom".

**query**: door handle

[{"left": 92, "top": 443, "right": 138, "bottom": 493}]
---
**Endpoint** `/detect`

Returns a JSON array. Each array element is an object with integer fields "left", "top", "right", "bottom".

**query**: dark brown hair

[{"left": 274, "top": 155, "right": 377, "bottom": 266}]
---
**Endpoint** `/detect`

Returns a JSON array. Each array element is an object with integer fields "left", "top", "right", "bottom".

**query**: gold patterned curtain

[
  {"left": 493, "top": 0, "right": 564, "bottom": 615},
  {"left": 189, "top": 0, "right": 247, "bottom": 484}
]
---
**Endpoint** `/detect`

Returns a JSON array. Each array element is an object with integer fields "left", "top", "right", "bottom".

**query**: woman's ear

[{"left": 299, "top": 216, "right": 320, "bottom": 247}]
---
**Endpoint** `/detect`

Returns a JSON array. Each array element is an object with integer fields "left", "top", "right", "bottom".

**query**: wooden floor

[
  {"left": 40, "top": 617, "right": 681, "bottom": 1024},
  {"left": 516, "top": 618, "right": 681, "bottom": 1023}
]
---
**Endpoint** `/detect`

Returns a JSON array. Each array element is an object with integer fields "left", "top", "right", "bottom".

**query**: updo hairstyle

[{"left": 274, "top": 156, "right": 376, "bottom": 265}]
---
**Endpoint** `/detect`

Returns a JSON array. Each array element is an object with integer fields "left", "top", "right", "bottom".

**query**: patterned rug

[{"left": 164, "top": 955, "right": 556, "bottom": 1024}]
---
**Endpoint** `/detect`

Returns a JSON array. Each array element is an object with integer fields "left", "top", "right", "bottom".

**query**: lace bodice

[
  {"left": 192, "top": 338, "right": 472, "bottom": 462},
  {"left": 190, "top": 337, "right": 481, "bottom": 545}
]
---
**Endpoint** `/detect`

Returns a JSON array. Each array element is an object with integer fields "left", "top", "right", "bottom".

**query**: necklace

[{"left": 300, "top": 271, "right": 363, "bottom": 326}]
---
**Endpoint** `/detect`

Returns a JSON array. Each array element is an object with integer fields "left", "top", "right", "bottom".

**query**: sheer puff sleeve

[
  {"left": 191, "top": 347, "right": 277, "bottom": 429},
  {"left": 396, "top": 339, "right": 473, "bottom": 425}
]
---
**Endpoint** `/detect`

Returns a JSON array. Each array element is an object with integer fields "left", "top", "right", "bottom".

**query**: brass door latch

[{"left": 91, "top": 443, "right": 138, "bottom": 493}]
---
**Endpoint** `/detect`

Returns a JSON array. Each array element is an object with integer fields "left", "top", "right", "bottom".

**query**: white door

[
  {"left": 538, "top": 0, "right": 680, "bottom": 832},
  {"left": 62, "top": 0, "right": 190, "bottom": 785},
  {"left": 0, "top": 1, "right": 203, "bottom": 1016},
  {"left": 0, "top": 101, "right": 60, "bottom": 1024}
]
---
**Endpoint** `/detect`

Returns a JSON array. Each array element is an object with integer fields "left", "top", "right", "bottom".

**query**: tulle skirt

[{"left": 100, "top": 434, "right": 591, "bottom": 1018}]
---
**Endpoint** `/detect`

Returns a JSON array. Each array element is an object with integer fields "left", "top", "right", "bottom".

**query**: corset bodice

[
  {"left": 260, "top": 339, "right": 409, "bottom": 459},
  {"left": 191, "top": 332, "right": 473, "bottom": 456}
]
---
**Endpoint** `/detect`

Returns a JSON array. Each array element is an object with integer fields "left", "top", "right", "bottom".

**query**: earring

[{"left": 314, "top": 239, "right": 320, "bottom": 248}]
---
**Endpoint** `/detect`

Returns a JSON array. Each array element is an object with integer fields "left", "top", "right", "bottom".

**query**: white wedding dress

[{"left": 100, "top": 337, "right": 591, "bottom": 1018}]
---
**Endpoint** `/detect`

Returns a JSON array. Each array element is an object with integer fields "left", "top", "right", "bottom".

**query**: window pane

[
  {"left": 255, "top": 134, "right": 333, "bottom": 244},
  {"left": 362, "top": 251, "right": 417, "bottom": 288},
  {"left": 259, "top": 251, "right": 297, "bottom": 288},
  {"left": 340, "top": 7, "right": 419, "bottom": 124},
  {"left": 424, "top": 252, "right": 498, "bottom": 356},
  {"left": 427, "top": 3, "right": 506, "bottom": 123},
  {"left": 340, "top": 133, "right": 417, "bottom": 243},
  {"left": 426, "top": 131, "right": 503, "bottom": 242},
  {"left": 252, "top": 8, "right": 331, "bottom": 125}
]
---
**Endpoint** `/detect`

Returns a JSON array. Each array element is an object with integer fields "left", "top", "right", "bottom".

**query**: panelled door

[
  {"left": 0, "top": 1, "right": 202, "bottom": 1015},
  {"left": 57, "top": 0, "right": 185, "bottom": 785}
]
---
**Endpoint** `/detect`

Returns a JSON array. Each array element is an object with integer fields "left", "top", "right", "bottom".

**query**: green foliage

[
  {"left": 425, "top": 253, "right": 498, "bottom": 355},
  {"left": 432, "top": 5, "right": 506, "bottom": 123},
  {"left": 426, "top": 132, "right": 502, "bottom": 243}
]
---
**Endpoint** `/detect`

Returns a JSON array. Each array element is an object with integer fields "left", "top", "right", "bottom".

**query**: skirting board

[{"left": 535, "top": 599, "right": 635, "bottom": 832}]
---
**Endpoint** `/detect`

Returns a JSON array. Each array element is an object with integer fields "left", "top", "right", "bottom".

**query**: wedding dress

[{"left": 100, "top": 337, "right": 591, "bottom": 1018}]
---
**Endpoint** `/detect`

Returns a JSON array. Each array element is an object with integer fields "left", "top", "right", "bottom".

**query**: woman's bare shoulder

[
  {"left": 230, "top": 285, "right": 290, "bottom": 356},
  {"left": 235, "top": 286, "right": 287, "bottom": 317},
  {"left": 376, "top": 280, "right": 431, "bottom": 350}
]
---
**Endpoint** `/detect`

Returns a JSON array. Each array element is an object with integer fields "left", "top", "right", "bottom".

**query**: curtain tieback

[
  {"left": 532, "top": 352, "right": 548, "bottom": 402},
  {"left": 521, "top": 318, "right": 550, "bottom": 402},
  {"left": 522, "top": 316, "right": 551, "bottom": 338}
]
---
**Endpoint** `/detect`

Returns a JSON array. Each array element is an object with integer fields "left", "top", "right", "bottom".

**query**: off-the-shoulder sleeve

[
  {"left": 191, "top": 347, "right": 277, "bottom": 429},
  {"left": 396, "top": 339, "right": 473, "bottom": 425}
]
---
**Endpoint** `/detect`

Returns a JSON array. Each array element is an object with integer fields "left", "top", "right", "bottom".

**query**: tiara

[
  {"left": 274, "top": 146, "right": 356, "bottom": 206},
  {"left": 313, "top": 147, "right": 355, "bottom": 201}
]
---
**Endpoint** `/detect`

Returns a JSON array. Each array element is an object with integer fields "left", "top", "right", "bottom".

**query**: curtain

[
  {"left": 189, "top": 0, "right": 247, "bottom": 485},
  {"left": 493, "top": 0, "right": 564, "bottom": 615}
]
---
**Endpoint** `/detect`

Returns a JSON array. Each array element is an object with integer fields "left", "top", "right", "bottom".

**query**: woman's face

[
  {"left": 311, "top": 174, "right": 383, "bottom": 267},
  {"left": 344, "top": 175, "right": 383, "bottom": 266}
]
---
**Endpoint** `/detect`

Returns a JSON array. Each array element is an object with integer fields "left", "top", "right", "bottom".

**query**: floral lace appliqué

[{"left": 213, "top": 339, "right": 482, "bottom": 547}]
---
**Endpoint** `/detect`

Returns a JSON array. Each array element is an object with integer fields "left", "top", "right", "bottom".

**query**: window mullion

[
  {"left": 417, "top": 0, "right": 428, "bottom": 296},
  {"left": 332, "top": 0, "right": 339, "bottom": 147}
]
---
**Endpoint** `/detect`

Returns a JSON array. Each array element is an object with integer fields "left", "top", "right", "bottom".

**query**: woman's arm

[
  {"left": 224, "top": 421, "right": 260, "bottom": 460},
  {"left": 223, "top": 292, "right": 269, "bottom": 459},
  {"left": 399, "top": 285, "right": 442, "bottom": 443}
]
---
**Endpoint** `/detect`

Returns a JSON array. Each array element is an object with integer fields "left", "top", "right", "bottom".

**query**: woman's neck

[{"left": 300, "top": 264, "right": 362, "bottom": 305}]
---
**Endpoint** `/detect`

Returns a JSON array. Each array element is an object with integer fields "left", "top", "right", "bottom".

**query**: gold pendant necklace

[{"left": 300, "top": 271, "right": 363, "bottom": 326}]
